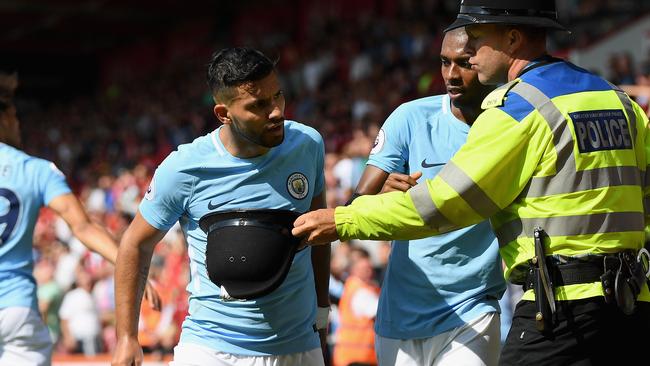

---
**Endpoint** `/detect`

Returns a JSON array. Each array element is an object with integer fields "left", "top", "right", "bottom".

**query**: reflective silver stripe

[
  {"left": 408, "top": 183, "right": 454, "bottom": 231},
  {"left": 437, "top": 161, "right": 500, "bottom": 218},
  {"left": 645, "top": 169, "right": 650, "bottom": 188},
  {"left": 616, "top": 90, "right": 638, "bottom": 143},
  {"left": 608, "top": 82, "right": 638, "bottom": 143},
  {"left": 511, "top": 81, "right": 573, "bottom": 166},
  {"left": 645, "top": 197, "right": 650, "bottom": 217},
  {"left": 495, "top": 211, "right": 645, "bottom": 247},
  {"left": 525, "top": 165, "right": 642, "bottom": 197},
  {"left": 511, "top": 82, "right": 577, "bottom": 197},
  {"left": 512, "top": 82, "right": 575, "bottom": 162}
]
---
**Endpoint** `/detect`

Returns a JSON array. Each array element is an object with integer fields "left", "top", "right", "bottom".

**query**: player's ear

[{"left": 214, "top": 104, "right": 230, "bottom": 125}]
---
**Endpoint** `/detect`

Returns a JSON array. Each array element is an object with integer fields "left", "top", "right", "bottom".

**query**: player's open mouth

[
  {"left": 447, "top": 87, "right": 464, "bottom": 97},
  {"left": 267, "top": 122, "right": 284, "bottom": 132}
]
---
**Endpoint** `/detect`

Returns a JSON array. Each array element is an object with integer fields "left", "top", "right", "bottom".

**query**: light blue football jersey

[
  {"left": 0, "top": 143, "right": 71, "bottom": 310},
  {"left": 368, "top": 94, "right": 506, "bottom": 339},
  {"left": 139, "top": 121, "right": 325, "bottom": 356}
]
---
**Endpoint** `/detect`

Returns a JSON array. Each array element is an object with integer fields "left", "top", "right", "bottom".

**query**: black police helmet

[
  {"left": 444, "top": 0, "right": 568, "bottom": 33},
  {"left": 199, "top": 209, "right": 303, "bottom": 300}
]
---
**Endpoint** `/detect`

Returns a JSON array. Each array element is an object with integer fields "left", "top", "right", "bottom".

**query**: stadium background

[{"left": 2, "top": 0, "right": 649, "bottom": 364}]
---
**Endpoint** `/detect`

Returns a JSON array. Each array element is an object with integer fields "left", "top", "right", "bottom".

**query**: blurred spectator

[
  {"left": 609, "top": 52, "right": 636, "bottom": 85},
  {"left": 333, "top": 129, "right": 374, "bottom": 204},
  {"left": 34, "top": 259, "right": 64, "bottom": 344},
  {"left": 333, "top": 254, "right": 380, "bottom": 366},
  {"left": 59, "top": 266, "right": 102, "bottom": 356},
  {"left": 53, "top": 241, "right": 82, "bottom": 292},
  {"left": 91, "top": 261, "right": 116, "bottom": 353}
]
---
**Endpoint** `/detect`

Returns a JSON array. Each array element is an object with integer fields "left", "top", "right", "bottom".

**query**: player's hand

[
  {"left": 144, "top": 279, "right": 162, "bottom": 311},
  {"left": 112, "top": 335, "right": 144, "bottom": 366},
  {"left": 292, "top": 209, "right": 338, "bottom": 246},
  {"left": 318, "top": 328, "right": 329, "bottom": 362},
  {"left": 380, "top": 171, "right": 422, "bottom": 193}
]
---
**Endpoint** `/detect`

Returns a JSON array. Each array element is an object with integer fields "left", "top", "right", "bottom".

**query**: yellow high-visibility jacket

[{"left": 336, "top": 59, "right": 650, "bottom": 301}]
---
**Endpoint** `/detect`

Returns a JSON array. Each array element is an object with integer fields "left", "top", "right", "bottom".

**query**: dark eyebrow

[{"left": 245, "top": 89, "right": 282, "bottom": 108}]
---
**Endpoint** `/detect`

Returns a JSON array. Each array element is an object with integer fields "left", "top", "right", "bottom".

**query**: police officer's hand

[
  {"left": 381, "top": 171, "right": 422, "bottom": 193},
  {"left": 292, "top": 208, "right": 339, "bottom": 246},
  {"left": 112, "top": 335, "right": 143, "bottom": 366}
]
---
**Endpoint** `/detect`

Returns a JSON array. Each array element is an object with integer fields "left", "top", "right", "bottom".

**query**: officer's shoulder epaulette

[{"left": 481, "top": 79, "right": 522, "bottom": 110}]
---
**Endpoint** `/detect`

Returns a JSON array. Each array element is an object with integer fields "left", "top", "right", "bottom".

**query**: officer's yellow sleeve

[
  {"left": 639, "top": 104, "right": 650, "bottom": 236},
  {"left": 432, "top": 107, "right": 548, "bottom": 226},
  {"left": 333, "top": 105, "right": 548, "bottom": 241},
  {"left": 335, "top": 191, "right": 439, "bottom": 241}
]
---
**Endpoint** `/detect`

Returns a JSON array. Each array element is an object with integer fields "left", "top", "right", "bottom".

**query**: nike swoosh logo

[
  {"left": 421, "top": 159, "right": 445, "bottom": 168},
  {"left": 208, "top": 200, "right": 219, "bottom": 210}
]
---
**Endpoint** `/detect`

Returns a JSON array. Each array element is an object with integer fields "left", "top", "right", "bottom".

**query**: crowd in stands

[{"left": 13, "top": 0, "right": 650, "bottom": 362}]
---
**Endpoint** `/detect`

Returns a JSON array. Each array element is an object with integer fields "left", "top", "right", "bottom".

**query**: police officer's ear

[
  {"left": 505, "top": 27, "right": 525, "bottom": 55},
  {"left": 214, "top": 104, "right": 231, "bottom": 125}
]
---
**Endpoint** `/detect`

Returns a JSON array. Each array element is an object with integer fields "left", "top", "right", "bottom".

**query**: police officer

[{"left": 293, "top": 1, "right": 650, "bottom": 364}]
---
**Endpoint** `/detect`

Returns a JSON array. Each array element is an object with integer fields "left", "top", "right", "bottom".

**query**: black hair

[
  {"left": 0, "top": 73, "right": 17, "bottom": 112},
  {"left": 206, "top": 47, "right": 275, "bottom": 101}
]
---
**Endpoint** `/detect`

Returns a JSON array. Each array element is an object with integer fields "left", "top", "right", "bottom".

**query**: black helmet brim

[{"left": 444, "top": 13, "right": 569, "bottom": 33}]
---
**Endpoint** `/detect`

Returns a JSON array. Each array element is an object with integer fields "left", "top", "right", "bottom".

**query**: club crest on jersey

[
  {"left": 287, "top": 172, "right": 308, "bottom": 200},
  {"left": 370, "top": 129, "right": 385, "bottom": 155},
  {"left": 569, "top": 110, "right": 632, "bottom": 153}
]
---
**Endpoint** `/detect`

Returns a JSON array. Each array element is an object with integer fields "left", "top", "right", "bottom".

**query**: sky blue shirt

[
  {"left": 367, "top": 95, "right": 505, "bottom": 339},
  {"left": 139, "top": 121, "right": 325, "bottom": 355},
  {"left": 0, "top": 143, "right": 71, "bottom": 310}
]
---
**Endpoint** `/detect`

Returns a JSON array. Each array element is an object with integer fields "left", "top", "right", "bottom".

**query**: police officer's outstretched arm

[
  {"left": 112, "top": 211, "right": 167, "bottom": 366},
  {"left": 295, "top": 104, "right": 544, "bottom": 244},
  {"left": 295, "top": 164, "right": 422, "bottom": 244}
]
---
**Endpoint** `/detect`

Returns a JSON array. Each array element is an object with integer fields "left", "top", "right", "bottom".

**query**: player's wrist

[{"left": 316, "top": 306, "right": 331, "bottom": 330}]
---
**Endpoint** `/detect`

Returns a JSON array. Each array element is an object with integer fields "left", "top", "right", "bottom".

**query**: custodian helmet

[{"left": 444, "top": 0, "right": 568, "bottom": 33}]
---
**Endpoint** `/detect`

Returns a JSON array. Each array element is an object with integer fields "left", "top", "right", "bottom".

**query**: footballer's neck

[{"left": 219, "top": 125, "right": 270, "bottom": 159}]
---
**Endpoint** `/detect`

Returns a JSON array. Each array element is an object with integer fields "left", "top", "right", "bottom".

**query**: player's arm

[
  {"left": 354, "top": 166, "right": 389, "bottom": 196},
  {"left": 48, "top": 193, "right": 119, "bottom": 263},
  {"left": 353, "top": 165, "right": 423, "bottom": 201},
  {"left": 308, "top": 190, "right": 331, "bottom": 357},
  {"left": 112, "top": 211, "right": 167, "bottom": 366},
  {"left": 48, "top": 193, "right": 161, "bottom": 311},
  {"left": 310, "top": 191, "right": 331, "bottom": 307}
]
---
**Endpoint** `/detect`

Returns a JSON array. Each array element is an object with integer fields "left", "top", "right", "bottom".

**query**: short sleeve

[
  {"left": 139, "top": 155, "right": 194, "bottom": 231},
  {"left": 38, "top": 161, "right": 72, "bottom": 206},
  {"left": 367, "top": 104, "right": 410, "bottom": 174}
]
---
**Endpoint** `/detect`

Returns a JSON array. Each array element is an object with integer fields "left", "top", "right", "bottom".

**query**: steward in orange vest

[{"left": 334, "top": 257, "right": 380, "bottom": 366}]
